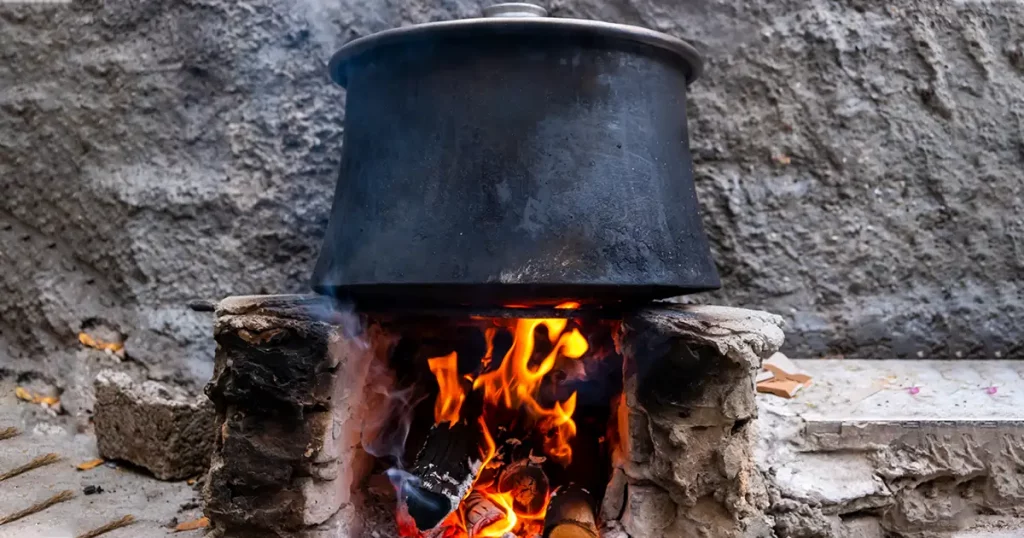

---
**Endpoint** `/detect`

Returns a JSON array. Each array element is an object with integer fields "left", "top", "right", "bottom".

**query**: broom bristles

[
  {"left": 0, "top": 490, "right": 75, "bottom": 526},
  {"left": 0, "top": 452, "right": 61, "bottom": 482},
  {"left": 75, "top": 515, "right": 137, "bottom": 538}
]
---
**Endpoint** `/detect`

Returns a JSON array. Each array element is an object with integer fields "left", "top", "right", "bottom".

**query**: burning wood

[
  {"left": 464, "top": 491, "right": 507, "bottom": 536},
  {"left": 404, "top": 417, "right": 489, "bottom": 530},
  {"left": 497, "top": 458, "right": 550, "bottom": 516},
  {"left": 542, "top": 486, "right": 599, "bottom": 538}
]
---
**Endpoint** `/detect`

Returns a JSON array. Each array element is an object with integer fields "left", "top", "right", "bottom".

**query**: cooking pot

[{"left": 311, "top": 3, "right": 720, "bottom": 308}]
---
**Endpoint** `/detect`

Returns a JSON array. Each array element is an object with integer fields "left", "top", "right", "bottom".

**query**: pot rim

[{"left": 328, "top": 16, "right": 703, "bottom": 87}]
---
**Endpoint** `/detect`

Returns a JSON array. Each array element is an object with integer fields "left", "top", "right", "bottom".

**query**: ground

[
  {"left": 0, "top": 376, "right": 200, "bottom": 538},
  {"left": 4, "top": 358, "right": 1024, "bottom": 537}
]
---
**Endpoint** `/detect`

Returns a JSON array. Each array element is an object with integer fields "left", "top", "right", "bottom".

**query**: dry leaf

[
  {"left": 76, "top": 459, "right": 105, "bottom": 471},
  {"left": 174, "top": 517, "right": 210, "bottom": 532},
  {"left": 757, "top": 379, "right": 805, "bottom": 399},
  {"left": 78, "top": 332, "right": 124, "bottom": 353},
  {"left": 14, "top": 387, "right": 59, "bottom": 408}
]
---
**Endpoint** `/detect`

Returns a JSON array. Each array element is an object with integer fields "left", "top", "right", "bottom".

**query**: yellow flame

[{"left": 475, "top": 492, "right": 518, "bottom": 537}]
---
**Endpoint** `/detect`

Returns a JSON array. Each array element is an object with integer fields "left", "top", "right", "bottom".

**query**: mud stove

[{"left": 200, "top": 4, "right": 786, "bottom": 538}]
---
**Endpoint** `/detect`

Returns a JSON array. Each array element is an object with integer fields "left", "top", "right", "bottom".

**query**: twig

[
  {"left": 0, "top": 453, "right": 61, "bottom": 482},
  {"left": 75, "top": 515, "right": 136, "bottom": 538},
  {"left": 0, "top": 427, "right": 18, "bottom": 441},
  {"left": 0, "top": 490, "right": 75, "bottom": 526}
]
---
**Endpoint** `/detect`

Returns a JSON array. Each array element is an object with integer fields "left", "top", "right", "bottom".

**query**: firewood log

[{"left": 543, "top": 485, "right": 599, "bottom": 538}]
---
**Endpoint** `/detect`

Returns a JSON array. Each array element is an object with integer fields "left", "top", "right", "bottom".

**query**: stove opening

[{"left": 360, "top": 308, "right": 623, "bottom": 538}]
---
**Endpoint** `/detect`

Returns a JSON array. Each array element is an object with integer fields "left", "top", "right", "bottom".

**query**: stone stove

[{"left": 200, "top": 295, "right": 785, "bottom": 538}]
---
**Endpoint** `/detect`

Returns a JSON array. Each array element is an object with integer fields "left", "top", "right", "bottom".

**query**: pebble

[{"left": 84, "top": 485, "right": 104, "bottom": 495}]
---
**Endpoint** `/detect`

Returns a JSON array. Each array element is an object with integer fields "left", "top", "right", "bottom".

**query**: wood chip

[
  {"left": 763, "top": 352, "right": 813, "bottom": 384},
  {"left": 14, "top": 387, "right": 61, "bottom": 408},
  {"left": 14, "top": 387, "right": 33, "bottom": 402},
  {"left": 76, "top": 458, "right": 105, "bottom": 471},
  {"left": 0, "top": 427, "right": 19, "bottom": 441},
  {"left": 174, "top": 517, "right": 210, "bottom": 532},
  {"left": 756, "top": 379, "right": 805, "bottom": 399},
  {"left": 78, "top": 332, "right": 124, "bottom": 353}
]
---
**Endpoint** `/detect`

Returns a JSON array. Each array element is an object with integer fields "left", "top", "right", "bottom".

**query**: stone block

[
  {"left": 93, "top": 369, "right": 215, "bottom": 480},
  {"left": 202, "top": 294, "right": 380, "bottom": 537},
  {"left": 613, "top": 305, "right": 786, "bottom": 538}
]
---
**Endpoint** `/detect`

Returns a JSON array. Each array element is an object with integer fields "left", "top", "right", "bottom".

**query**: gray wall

[{"left": 1, "top": 0, "right": 1022, "bottom": 389}]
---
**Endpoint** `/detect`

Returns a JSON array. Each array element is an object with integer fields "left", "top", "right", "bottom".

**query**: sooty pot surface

[{"left": 311, "top": 4, "right": 720, "bottom": 308}]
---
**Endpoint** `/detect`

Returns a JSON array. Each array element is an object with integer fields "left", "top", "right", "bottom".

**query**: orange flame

[
  {"left": 478, "top": 416, "right": 497, "bottom": 467},
  {"left": 426, "top": 318, "right": 588, "bottom": 464},
  {"left": 480, "top": 327, "right": 498, "bottom": 370},
  {"left": 428, "top": 352, "right": 465, "bottom": 427},
  {"left": 420, "top": 316, "right": 592, "bottom": 537},
  {"left": 541, "top": 392, "right": 577, "bottom": 465}
]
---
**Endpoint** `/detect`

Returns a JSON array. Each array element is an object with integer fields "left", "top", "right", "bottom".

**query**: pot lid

[{"left": 328, "top": 2, "right": 703, "bottom": 87}]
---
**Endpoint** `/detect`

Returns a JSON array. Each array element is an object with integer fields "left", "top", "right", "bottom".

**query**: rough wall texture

[{"left": 2, "top": 0, "right": 1022, "bottom": 389}]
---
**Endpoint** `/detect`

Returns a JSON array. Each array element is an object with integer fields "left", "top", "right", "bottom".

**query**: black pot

[{"left": 311, "top": 3, "right": 720, "bottom": 308}]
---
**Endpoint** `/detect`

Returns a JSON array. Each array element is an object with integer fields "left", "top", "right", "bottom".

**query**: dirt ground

[{"left": 0, "top": 375, "right": 201, "bottom": 538}]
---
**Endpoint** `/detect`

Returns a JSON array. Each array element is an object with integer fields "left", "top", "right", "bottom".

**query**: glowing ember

[{"left": 413, "top": 313, "right": 592, "bottom": 538}]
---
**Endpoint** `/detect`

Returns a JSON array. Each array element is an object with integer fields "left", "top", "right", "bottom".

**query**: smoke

[
  {"left": 322, "top": 300, "right": 439, "bottom": 538},
  {"left": 387, "top": 468, "right": 448, "bottom": 518},
  {"left": 361, "top": 371, "right": 427, "bottom": 465}
]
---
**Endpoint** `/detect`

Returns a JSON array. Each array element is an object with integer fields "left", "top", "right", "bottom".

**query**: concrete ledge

[{"left": 758, "top": 360, "right": 1024, "bottom": 538}]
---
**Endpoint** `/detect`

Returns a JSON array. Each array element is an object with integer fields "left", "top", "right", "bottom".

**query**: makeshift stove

[
  {"left": 200, "top": 4, "right": 787, "bottom": 538},
  {"left": 201, "top": 297, "right": 783, "bottom": 538}
]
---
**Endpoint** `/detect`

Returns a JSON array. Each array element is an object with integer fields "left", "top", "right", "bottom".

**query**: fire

[
  {"left": 469, "top": 318, "right": 586, "bottom": 464},
  {"left": 420, "top": 313, "right": 591, "bottom": 537},
  {"left": 428, "top": 352, "right": 466, "bottom": 426},
  {"left": 540, "top": 392, "right": 577, "bottom": 466},
  {"left": 475, "top": 493, "right": 517, "bottom": 537}
]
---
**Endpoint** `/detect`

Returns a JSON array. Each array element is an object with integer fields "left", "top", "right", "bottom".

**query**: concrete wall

[{"left": 1, "top": 0, "right": 1022, "bottom": 388}]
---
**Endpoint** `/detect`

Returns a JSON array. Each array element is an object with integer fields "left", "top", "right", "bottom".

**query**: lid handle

[{"left": 482, "top": 3, "right": 548, "bottom": 18}]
